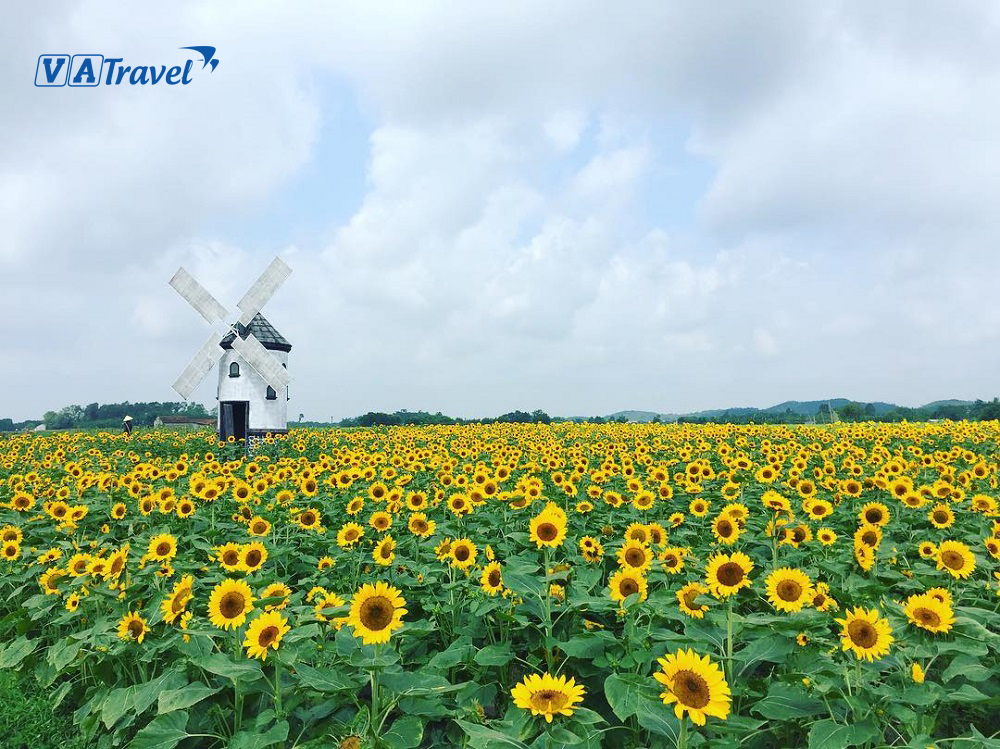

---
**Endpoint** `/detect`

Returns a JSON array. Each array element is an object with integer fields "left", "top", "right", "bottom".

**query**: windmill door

[{"left": 220, "top": 401, "right": 249, "bottom": 442}]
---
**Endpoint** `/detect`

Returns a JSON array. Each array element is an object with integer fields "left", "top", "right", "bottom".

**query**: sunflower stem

[
  {"left": 369, "top": 657, "right": 380, "bottom": 748},
  {"left": 677, "top": 715, "right": 688, "bottom": 749},
  {"left": 725, "top": 598, "right": 734, "bottom": 683},
  {"left": 273, "top": 658, "right": 282, "bottom": 717}
]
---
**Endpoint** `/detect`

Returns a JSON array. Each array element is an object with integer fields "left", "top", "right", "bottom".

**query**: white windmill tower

[{"left": 169, "top": 257, "right": 293, "bottom": 442}]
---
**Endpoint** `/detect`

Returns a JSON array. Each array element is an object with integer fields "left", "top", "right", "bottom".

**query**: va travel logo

[{"left": 35, "top": 46, "right": 219, "bottom": 87}]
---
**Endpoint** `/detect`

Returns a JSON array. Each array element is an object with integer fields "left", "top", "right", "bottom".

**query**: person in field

[{"left": 122, "top": 415, "right": 133, "bottom": 437}]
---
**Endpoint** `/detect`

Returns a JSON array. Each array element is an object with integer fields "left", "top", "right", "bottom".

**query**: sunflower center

[
  {"left": 847, "top": 620, "right": 877, "bottom": 648},
  {"left": 529, "top": 689, "right": 569, "bottom": 713},
  {"left": 454, "top": 546, "right": 470, "bottom": 562},
  {"left": 717, "top": 520, "right": 734, "bottom": 537},
  {"left": 155, "top": 542, "right": 171, "bottom": 556},
  {"left": 776, "top": 580, "right": 803, "bottom": 602},
  {"left": 127, "top": 620, "right": 144, "bottom": 639},
  {"left": 359, "top": 596, "right": 393, "bottom": 631},
  {"left": 220, "top": 591, "right": 247, "bottom": 619},
  {"left": 345, "top": 530, "right": 358, "bottom": 541},
  {"left": 624, "top": 548, "right": 646, "bottom": 567},
  {"left": 861, "top": 531, "right": 878, "bottom": 546},
  {"left": 682, "top": 589, "right": 702, "bottom": 608},
  {"left": 245, "top": 550, "right": 262, "bottom": 567},
  {"left": 672, "top": 669, "right": 711, "bottom": 709},
  {"left": 252, "top": 522, "right": 267, "bottom": 534},
  {"left": 487, "top": 569, "right": 502, "bottom": 586},
  {"left": 941, "top": 551, "right": 964, "bottom": 570},
  {"left": 915, "top": 607, "right": 941, "bottom": 627},
  {"left": 413, "top": 520, "right": 428, "bottom": 533},
  {"left": 619, "top": 578, "right": 639, "bottom": 597},
  {"left": 537, "top": 523, "right": 558, "bottom": 541},
  {"left": 171, "top": 591, "right": 191, "bottom": 614},
  {"left": 716, "top": 562, "right": 744, "bottom": 586},
  {"left": 379, "top": 543, "right": 393, "bottom": 559},
  {"left": 933, "top": 511, "right": 948, "bottom": 523},
  {"left": 257, "top": 625, "right": 279, "bottom": 648},
  {"left": 223, "top": 551, "right": 239, "bottom": 565}
]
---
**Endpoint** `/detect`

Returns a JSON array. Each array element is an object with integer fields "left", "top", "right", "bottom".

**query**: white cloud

[{"left": 3, "top": 1, "right": 1000, "bottom": 420}]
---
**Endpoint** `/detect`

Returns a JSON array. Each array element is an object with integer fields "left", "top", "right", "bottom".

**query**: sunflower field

[{"left": 0, "top": 422, "right": 998, "bottom": 749}]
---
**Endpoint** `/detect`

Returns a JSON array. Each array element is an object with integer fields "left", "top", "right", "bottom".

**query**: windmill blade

[
  {"left": 172, "top": 331, "right": 226, "bottom": 399},
  {"left": 236, "top": 257, "right": 291, "bottom": 326},
  {"left": 169, "top": 268, "right": 228, "bottom": 325},
  {"left": 229, "top": 332, "right": 291, "bottom": 389}
]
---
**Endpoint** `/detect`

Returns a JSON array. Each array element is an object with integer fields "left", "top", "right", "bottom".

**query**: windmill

[{"left": 169, "top": 257, "right": 293, "bottom": 442}]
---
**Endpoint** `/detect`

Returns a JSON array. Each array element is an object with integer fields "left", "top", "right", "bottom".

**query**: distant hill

[
  {"left": 762, "top": 399, "right": 897, "bottom": 417},
  {"left": 920, "top": 399, "right": 975, "bottom": 410}
]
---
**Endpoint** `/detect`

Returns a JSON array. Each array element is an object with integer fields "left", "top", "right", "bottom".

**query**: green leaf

[
  {"left": 128, "top": 712, "right": 189, "bottom": 749},
  {"left": 384, "top": 715, "right": 424, "bottom": 749},
  {"left": 735, "top": 635, "right": 794, "bottom": 675},
  {"left": 292, "top": 662, "right": 363, "bottom": 693},
  {"left": 455, "top": 720, "right": 530, "bottom": 749},
  {"left": 103, "top": 672, "right": 188, "bottom": 730},
  {"left": 0, "top": 636, "right": 35, "bottom": 667},
  {"left": 942, "top": 654, "right": 993, "bottom": 683},
  {"left": 751, "top": 683, "right": 826, "bottom": 720},
  {"left": 428, "top": 637, "right": 472, "bottom": 669},
  {"left": 191, "top": 652, "right": 263, "bottom": 682},
  {"left": 808, "top": 719, "right": 878, "bottom": 749},
  {"left": 945, "top": 683, "right": 990, "bottom": 703},
  {"left": 47, "top": 637, "right": 81, "bottom": 671},
  {"left": 557, "top": 632, "right": 617, "bottom": 659},
  {"left": 604, "top": 672, "right": 656, "bottom": 721},
  {"left": 635, "top": 697, "right": 680, "bottom": 742},
  {"left": 229, "top": 719, "right": 289, "bottom": 749},
  {"left": 474, "top": 643, "right": 514, "bottom": 666},
  {"left": 381, "top": 669, "right": 460, "bottom": 697},
  {"left": 157, "top": 683, "right": 221, "bottom": 714}
]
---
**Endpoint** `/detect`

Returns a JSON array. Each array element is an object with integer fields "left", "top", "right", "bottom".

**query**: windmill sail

[
  {"left": 169, "top": 268, "right": 228, "bottom": 325},
  {"left": 237, "top": 257, "right": 291, "bottom": 326},
  {"left": 229, "top": 332, "right": 291, "bottom": 389},
  {"left": 172, "top": 332, "right": 227, "bottom": 399}
]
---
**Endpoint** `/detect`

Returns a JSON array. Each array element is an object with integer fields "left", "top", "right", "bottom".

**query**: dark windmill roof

[{"left": 220, "top": 313, "right": 292, "bottom": 352}]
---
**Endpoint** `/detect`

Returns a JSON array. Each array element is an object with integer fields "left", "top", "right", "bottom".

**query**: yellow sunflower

[
  {"left": 208, "top": 578, "right": 255, "bottom": 630},
  {"left": 407, "top": 512, "right": 435, "bottom": 538},
  {"left": 243, "top": 611, "right": 291, "bottom": 661},
  {"left": 653, "top": 649, "right": 731, "bottom": 725},
  {"left": 161, "top": 574, "right": 194, "bottom": 624},
  {"left": 480, "top": 562, "right": 504, "bottom": 595},
  {"left": 450, "top": 538, "right": 478, "bottom": 570},
  {"left": 617, "top": 540, "right": 653, "bottom": 573},
  {"left": 347, "top": 581, "right": 407, "bottom": 645},
  {"left": 529, "top": 510, "right": 567, "bottom": 549},
  {"left": 608, "top": 569, "right": 648, "bottom": 604},
  {"left": 928, "top": 503, "right": 955, "bottom": 529},
  {"left": 765, "top": 568, "right": 814, "bottom": 613},
  {"left": 217, "top": 542, "right": 245, "bottom": 572},
  {"left": 117, "top": 611, "right": 149, "bottom": 644},
  {"left": 373, "top": 535, "right": 396, "bottom": 566},
  {"left": 705, "top": 552, "right": 754, "bottom": 598},
  {"left": 241, "top": 541, "right": 268, "bottom": 573},
  {"left": 510, "top": 673, "right": 586, "bottom": 723},
  {"left": 935, "top": 540, "right": 976, "bottom": 579},
  {"left": 711, "top": 513, "right": 741, "bottom": 545},
  {"left": 260, "top": 582, "right": 292, "bottom": 611},
  {"left": 677, "top": 582, "right": 710, "bottom": 619},
  {"left": 835, "top": 607, "right": 894, "bottom": 661},
  {"left": 147, "top": 533, "right": 177, "bottom": 561},
  {"left": 903, "top": 592, "right": 954, "bottom": 634},
  {"left": 336, "top": 522, "right": 365, "bottom": 548}
]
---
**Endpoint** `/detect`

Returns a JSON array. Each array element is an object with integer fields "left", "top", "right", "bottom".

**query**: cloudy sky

[{"left": 3, "top": 2, "right": 1000, "bottom": 421}]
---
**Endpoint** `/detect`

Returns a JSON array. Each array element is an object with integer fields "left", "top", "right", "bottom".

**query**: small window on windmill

[
  {"left": 266, "top": 386, "right": 277, "bottom": 400},
  {"left": 229, "top": 362, "right": 240, "bottom": 378}
]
